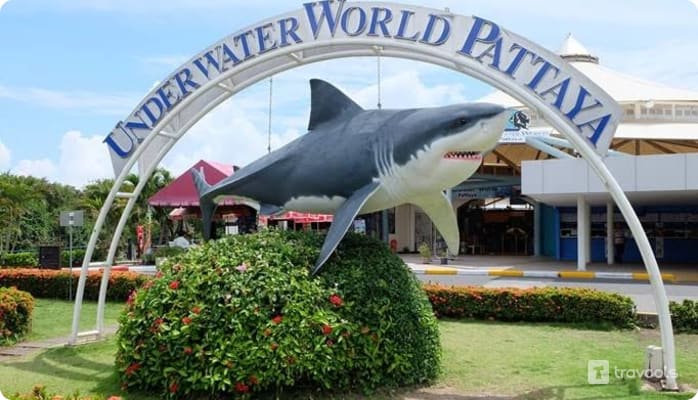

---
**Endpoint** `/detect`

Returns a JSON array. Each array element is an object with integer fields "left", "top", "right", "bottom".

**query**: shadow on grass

[
  {"left": 3, "top": 345, "right": 117, "bottom": 385},
  {"left": 404, "top": 384, "right": 647, "bottom": 400}
]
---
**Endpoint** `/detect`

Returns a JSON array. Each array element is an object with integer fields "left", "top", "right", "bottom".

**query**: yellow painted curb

[
  {"left": 488, "top": 270, "right": 524, "bottom": 277},
  {"left": 632, "top": 272, "right": 676, "bottom": 282},
  {"left": 424, "top": 268, "right": 458, "bottom": 275},
  {"left": 559, "top": 271, "right": 596, "bottom": 279}
]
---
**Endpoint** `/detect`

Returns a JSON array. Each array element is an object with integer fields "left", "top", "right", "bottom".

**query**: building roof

[
  {"left": 149, "top": 160, "right": 238, "bottom": 207},
  {"left": 481, "top": 34, "right": 698, "bottom": 105}
]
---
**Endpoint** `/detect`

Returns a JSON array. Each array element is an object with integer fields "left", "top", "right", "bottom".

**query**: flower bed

[
  {"left": 0, "top": 269, "right": 148, "bottom": 301},
  {"left": 424, "top": 284, "right": 636, "bottom": 328}
]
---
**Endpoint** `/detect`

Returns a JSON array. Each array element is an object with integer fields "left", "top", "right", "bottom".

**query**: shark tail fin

[{"left": 190, "top": 168, "right": 217, "bottom": 241}]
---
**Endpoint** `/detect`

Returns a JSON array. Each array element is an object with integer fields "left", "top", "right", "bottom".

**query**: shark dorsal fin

[{"left": 308, "top": 79, "right": 363, "bottom": 130}]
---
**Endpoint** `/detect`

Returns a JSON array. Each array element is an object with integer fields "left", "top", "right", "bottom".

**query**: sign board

[
  {"left": 453, "top": 186, "right": 513, "bottom": 200},
  {"left": 102, "top": 0, "right": 621, "bottom": 178},
  {"left": 60, "top": 210, "right": 84, "bottom": 227},
  {"left": 38, "top": 246, "right": 61, "bottom": 269}
]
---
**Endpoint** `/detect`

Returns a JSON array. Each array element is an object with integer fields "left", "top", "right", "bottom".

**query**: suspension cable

[{"left": 267, "top": 76, "right": 273, "bottom": 153}]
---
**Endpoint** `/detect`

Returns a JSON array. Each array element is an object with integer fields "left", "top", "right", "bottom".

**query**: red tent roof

[{"left": 149, "top": 160, "right": 237, "bottom": 207}]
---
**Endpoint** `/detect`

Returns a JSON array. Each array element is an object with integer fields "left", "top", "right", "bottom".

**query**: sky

[{"left": 0, "top": 0, "right": 697, "bottom": 187}]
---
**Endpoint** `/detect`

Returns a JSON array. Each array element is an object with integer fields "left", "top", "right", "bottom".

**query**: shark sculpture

[{"left": 192, "top": 79, "right": 508, "bottom": 274}]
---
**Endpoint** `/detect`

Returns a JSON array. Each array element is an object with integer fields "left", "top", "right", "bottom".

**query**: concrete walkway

[
  {"left": 0, "top": 325, "right": 118, "bottom": 363},
  {"left": 401, "top": 254, "right": 698, "bottom": 283}
]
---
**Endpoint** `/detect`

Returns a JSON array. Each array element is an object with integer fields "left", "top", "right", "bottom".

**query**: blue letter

[
  {"left": 174, "top": 67, "right": 200, "bottom": 98},
  {"left": 255, "top": 23, "right": 278, "bottom": 54},
  {"left": 341, "top": 6, "right": 367, "bottom": 36},
  {"left": 193, "top": 49, "right": 223, "bottom": 79},
  {"left": 577, "top": 114, "right": 611, "bottom": 145},
  {"left": 420, "top": 14, "right": 450, "bottom": 46},
  {"left": 395, "top": 10, "right": 419, "bottom": 42},
  {"left": 538, "top": 78, "right": 571, "bottom": 109},
  {"left": 527, "top": 57, "right": 559, "bottom": 91},
  {"left": 234, "top": 31, "right": 255, "bottom": 59},
  {"left": 279, "top": 17, "right": 303, "bottom": 46},
  {"left": 222, "top": 43, "right": 242, "bottom": 67},
  {"left": 503, "top": 43, "right": 537, "bottom": 77},
  {"left": 368, "top": 7, "right": 392, "bottom": 37},
  {"left": 138, "top": 97, "right": 165, "bottom": 126},
  {"left": 474, "top": 38, "right": 504, "bottom": 70},
  {"left": 565, "top": 86, "right": 602, "bottom": 120},
  {"left": 304, "top": 0, "right": 345, "bottom": 39},
  {"left": 156, "top": 81, "right": 179, "bottom": 110},
  {"left": 459, "top": 16, "right": 500, "bottom": 56},
  {"left": 103, "top": 124, "right": 135, "bottom": 158}
]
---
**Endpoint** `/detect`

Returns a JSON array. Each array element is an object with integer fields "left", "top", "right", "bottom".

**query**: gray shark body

[{"left": 192, "top": 79, "right": 508, "bottom": 274}]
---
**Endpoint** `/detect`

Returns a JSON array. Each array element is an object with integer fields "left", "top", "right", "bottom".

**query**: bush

[
  {"left": 670, "top": 300, "right": 698, "bottom": 333},
  {"left": 0, "top": 287, "right": 34, "bottom": 345},
  {"left": 1, "top": 252, "right": 38, "bottom": 267},
  {"left": 116, "top": 230, "right": 440, "bottom": 398},
  {"left": 424, "top": 285, "right": 636, "bottom": 328},
  {"left": 153, "top": 246, "right": 187, "bottom": 258},
  {"left": 6, "top": 385, "right": 121, "bottom": 400},
  {"left": 61, "top": 249, "right": 86, "bottom": 268},
  {"left": 0, "top": 269, "right": 148, "bottom": 301}
]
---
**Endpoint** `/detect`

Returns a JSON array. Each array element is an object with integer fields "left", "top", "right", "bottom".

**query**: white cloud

[
  {"left": 0, "top": 0, "right": 10, "bottom": 12},
  {"left": 0, "top": 85, "right": 138, "bottom": 116},
  {"left": 15, "top": 159, "right": 56, "bottom": 179},
  {"left": 14, "top": 131, "right": 112, "bottom": 188}
]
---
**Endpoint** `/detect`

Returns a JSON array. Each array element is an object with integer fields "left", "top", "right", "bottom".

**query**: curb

[{"left": 414, "top": 267, "right": 676, "bottom": 282}]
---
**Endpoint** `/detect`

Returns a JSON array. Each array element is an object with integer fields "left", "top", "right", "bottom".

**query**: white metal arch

[{"left": 71, "top": 1, "right": 678, "bottom": 389}]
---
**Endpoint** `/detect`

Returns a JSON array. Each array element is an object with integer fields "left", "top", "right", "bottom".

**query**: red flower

[
  {"left": 263, "top": 328, "right": 272, "bottom": 337},
  {"left": 125, "top": 362, "right": 141, "bottom": 376},
  {"left": 181, "top": 316, "right": 192, "bottom": 325},
  {"left": 249, "top": 375, "right": 259, "bottom": 385},
  {"left": 271, "top": 315, "right": 283, "bottom": 325},
  {"left": 270, "top": 342, "right": 278, "bottom": 351},
  {"left": 321, "top": 324, "right": 333, "bottom": 336},
  {"left": 234, "top": 382, "right": 250, "bottom": 393},
  {"left": 142, "top": 280, "right": 154, "bottom": 289},
  {"left": 169, "top": 280, "right": 180, "bottom": 290},
  {"left": 169, "top": 382, "right": 179, "bottom": 393},
  {"left": 183, "top": 346, "right": 193, "bottom": 355},
  {"left": 326, "top": 339, "right": 334, "bottom": 347},
  {"left": 107, "top": 396, "right": 123, "bottom": 400},
  {"left": 149, "top": 318, "right": 164, "bottom": 333},
  {"left": 329, "top": 294, "right": 343, "bottom": 307},
  {"left": 126, "top": 290, "right": 137, "bottom": 306},
  {"left": 286, "top": 356, "right": 296, "bottom": 365},
  {"left": 155, "top": 271, "right": 163, "bottom": 278},
  {"left": 191, "top": 306, "right": 201, "bottom": 314}
]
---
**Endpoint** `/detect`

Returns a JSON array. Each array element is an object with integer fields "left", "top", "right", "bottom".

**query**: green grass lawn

[
  {"left": 25, "top": 299, "right": 124, "bottom": 342},
  {"left": 0, "top": 320, "right": 696, "bottom": 399}
]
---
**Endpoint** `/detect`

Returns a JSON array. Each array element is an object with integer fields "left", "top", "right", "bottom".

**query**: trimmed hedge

[
  {"left": 116, "top": 231, "right": 440, "bottom": 398},
  {"left": 0, "top": 269, "right": 148, "bottom": 301},
  {"left": 670, "top": 300, "right": 698, "bottom": 333},
  {"left": 0, "top": 287, "right": 34, "bottom": 345},
  {"left": 1, "top": 252, "right": 38, "bottom": 267},
  {"left": 424, "top": 284, "right": 636, "bottom": 328}
]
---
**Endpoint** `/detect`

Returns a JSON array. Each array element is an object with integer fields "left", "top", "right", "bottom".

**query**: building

[{"left": 393, "top": 35, "right": 698, "bottom": 268}]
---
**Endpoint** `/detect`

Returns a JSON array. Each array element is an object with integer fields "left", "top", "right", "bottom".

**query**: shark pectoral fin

[
  {"left": 414, "top": 192, "right": 460, "bottom": 256},
  {"left": 311, "top": 182, "right": 381, "bottom": 276}
]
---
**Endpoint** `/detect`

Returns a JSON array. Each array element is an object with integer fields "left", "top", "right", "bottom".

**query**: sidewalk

[
  {"left": 401, "top": 254, "right": 698, "bottom": 283},
  {"left": 0, "top": 325, "right": 118, "bottom": 363}
]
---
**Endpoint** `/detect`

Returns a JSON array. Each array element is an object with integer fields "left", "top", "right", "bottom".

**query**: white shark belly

[{"left": 283, "top": 195, "right": 346, "bottom": 214}]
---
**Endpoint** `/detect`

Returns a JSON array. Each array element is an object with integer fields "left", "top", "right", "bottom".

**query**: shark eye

[{"left": 451, "top": 117, "right": 470, "bottom": 129}]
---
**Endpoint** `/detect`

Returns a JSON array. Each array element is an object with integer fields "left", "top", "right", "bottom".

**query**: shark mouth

[{"left": 443, "top": 151, "right": 482, "bottom": 161}]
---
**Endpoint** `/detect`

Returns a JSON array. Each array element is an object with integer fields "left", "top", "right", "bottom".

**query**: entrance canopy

[{"left": 149, "top": 160, "right": 237, "bottom": 207}]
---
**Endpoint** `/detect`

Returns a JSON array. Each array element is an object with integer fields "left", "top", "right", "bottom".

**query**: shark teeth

[{"left": 443, "top": 151, "right": 482, "bottom": 160}]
